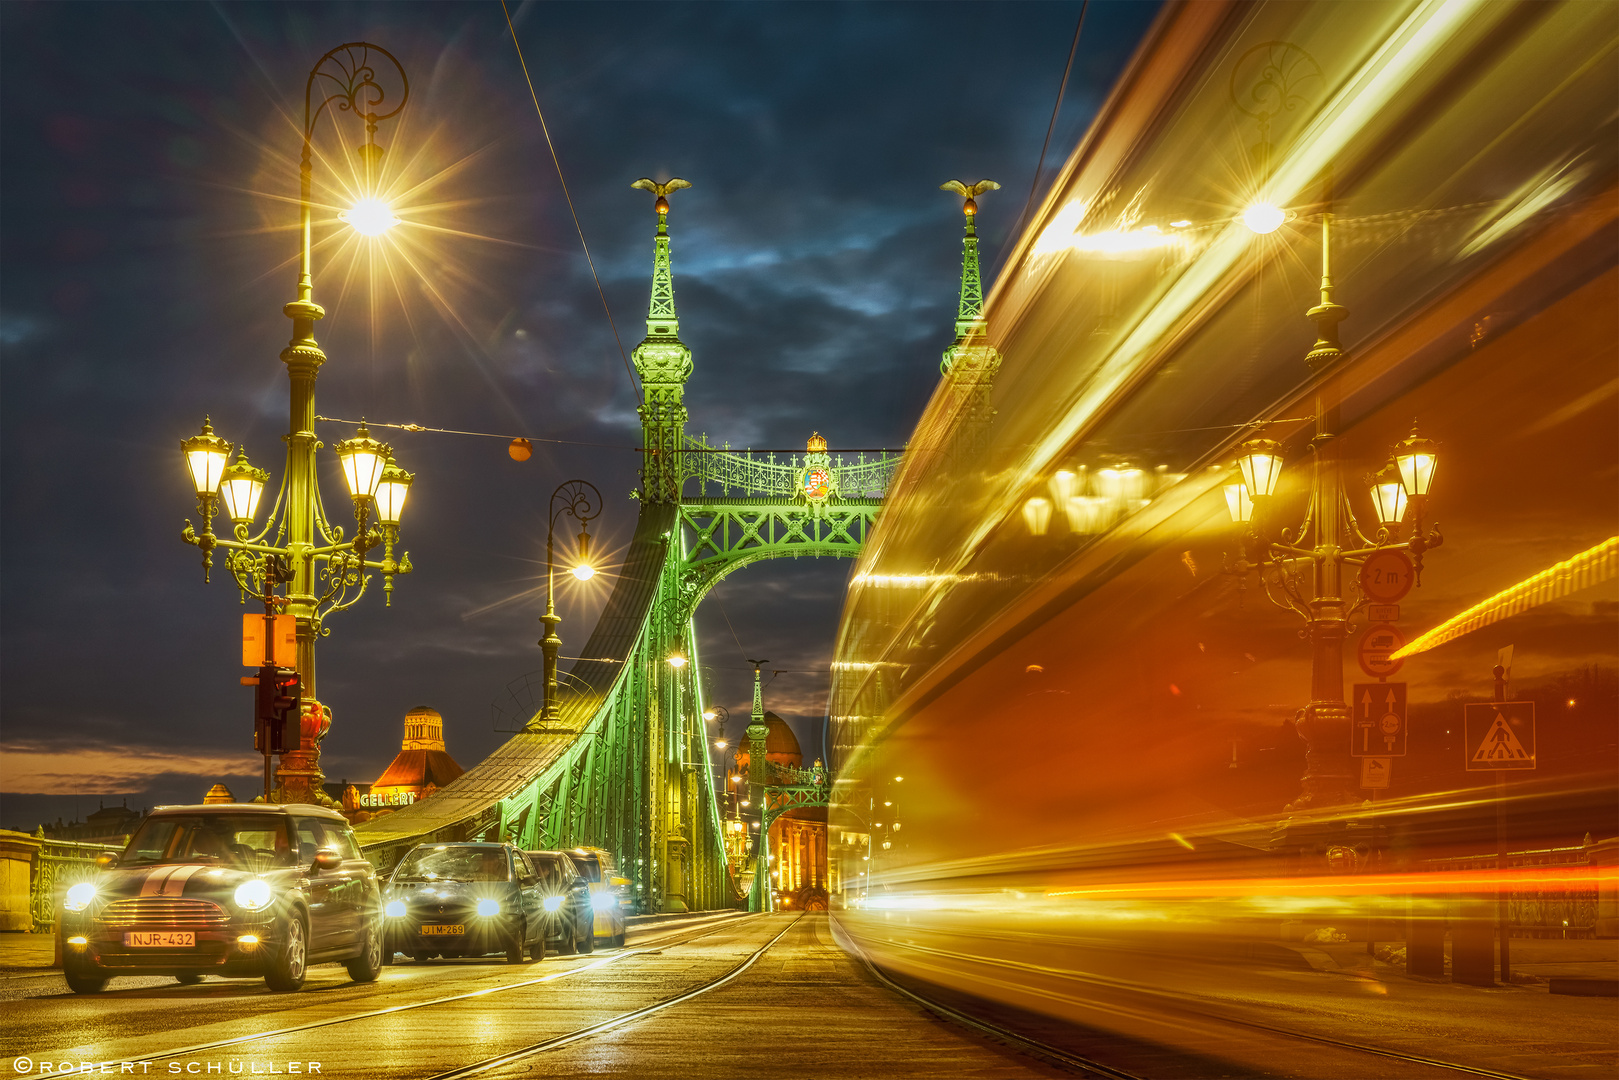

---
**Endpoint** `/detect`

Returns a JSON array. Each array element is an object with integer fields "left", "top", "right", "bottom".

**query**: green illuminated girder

[{"left": 676, "top": 499, "right": 881, "bottom": 621}]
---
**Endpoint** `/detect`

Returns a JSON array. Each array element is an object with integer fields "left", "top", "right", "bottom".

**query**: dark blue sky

[{"left": 0, "top": 1, "right": 1159, "bottom": 828}]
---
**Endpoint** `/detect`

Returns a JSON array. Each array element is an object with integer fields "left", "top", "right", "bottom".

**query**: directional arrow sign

[
  {"left": 1464, "top": 702, "right": 1536, "bottom": 771},
  {"left": 1352, "top": 682, "right": 1407, "bottom": 757}
]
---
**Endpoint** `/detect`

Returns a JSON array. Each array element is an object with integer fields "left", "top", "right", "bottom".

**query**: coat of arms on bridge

[{"left": 797, "top": 432, "right": 837, "bottom": 513}]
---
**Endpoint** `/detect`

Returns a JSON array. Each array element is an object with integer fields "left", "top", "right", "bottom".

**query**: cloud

[{"left": 0, "top": 741, "right": 262, "bottom": 795}]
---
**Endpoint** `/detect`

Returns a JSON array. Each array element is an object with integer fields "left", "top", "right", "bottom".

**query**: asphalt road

[{"left": 2, "top": 914, "right": 1067, "bottom": 1080}]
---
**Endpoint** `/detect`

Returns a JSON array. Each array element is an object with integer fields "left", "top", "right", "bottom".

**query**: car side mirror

[
  {"left": 94, "top": 853, "right": 116, "bottom": 869},
  {"left": 312, "top": 849, "right": 343, "bottom": 872}
]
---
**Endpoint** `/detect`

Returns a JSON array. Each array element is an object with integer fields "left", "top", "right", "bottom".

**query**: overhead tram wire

[
  {"left": 499, "top": 0, "right": 642, "bottom": 406},
  {"left": 1004, "top": 2, "right": 1089, "bottom": 262}
]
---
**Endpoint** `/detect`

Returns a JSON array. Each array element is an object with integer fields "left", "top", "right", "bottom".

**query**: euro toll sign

[
  {"left": 1464, "top": 702, "right": 1536, "bottom": 771},
  {"left": 1353, "top": 682, "right": 1407, "bottom": 757}
]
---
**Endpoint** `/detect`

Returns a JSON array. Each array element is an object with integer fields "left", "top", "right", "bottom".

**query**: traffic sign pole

[{"left": 1494, "top": 662, "right": 1510, "bottom": 985}]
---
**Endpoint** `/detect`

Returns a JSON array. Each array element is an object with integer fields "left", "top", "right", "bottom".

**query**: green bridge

[{"left": 354, "top": 180, "right": 997, "bottom": 914}]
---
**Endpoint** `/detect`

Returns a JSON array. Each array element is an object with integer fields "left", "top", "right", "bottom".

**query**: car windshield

[
  {"left": 394, "top": 846, "right": 510, "bottom": 883},
  {"left": 121, "top": 814, "right": 292, "bottom": 872},
  {"left": 526, "top": 853, "right": 572, "bottom": 890}
]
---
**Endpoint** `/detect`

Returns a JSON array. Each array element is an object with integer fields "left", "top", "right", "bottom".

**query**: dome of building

[
  {"left": 373, "top": 706, "right": 464, "bottom": 795},
  {"left": 733, "top": 711, "right": 802, "bottom": 770}
]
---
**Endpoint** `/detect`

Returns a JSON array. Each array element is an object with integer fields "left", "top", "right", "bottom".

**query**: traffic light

[{"left": 248, "top": 664, "right": 300, "bottom": 755}]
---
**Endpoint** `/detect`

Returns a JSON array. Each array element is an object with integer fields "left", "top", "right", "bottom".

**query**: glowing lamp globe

[
  {"left": 340, "top": 199, "right": 400, "bottom": 237},
  {"left": 1393, "top": 424, "right": 1438, "bottom": 497},
  {"left": 1369, "top": 463, "right": 1409, "bottom": 526},
  {"left": 218, "top": 449, "right": 269, "bottom": 525},
  {"left": 182, "top": 418, "right": 231, "bottom": 498},
  {"left": 334, "top": 422, "right": 390, "bottom": 501},
  {"left": 374, "top": 457, "right": 414, "bottom": 526},
  {"left": 667, "top": 653, "right": 688, "bottom": 669},
  {"left": 1241, "top": 203, "right": 1286, "bottom": 234},
  {"left": 1224, "top": 483, "right": 1254, "bottom": 524},
  {"left": 1236, "top": 439, "right": 1284, "bottom": 499},
  {"left": 571, "top": 564, "right": 596, "bottom": 582}
]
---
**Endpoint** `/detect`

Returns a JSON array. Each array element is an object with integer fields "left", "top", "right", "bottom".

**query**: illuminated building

[
  {"left": 732, "top": 711, "right": 828, "bottom": 910},
  {"left": 345, "top": 706, "right": 464, "bottom": 822}
]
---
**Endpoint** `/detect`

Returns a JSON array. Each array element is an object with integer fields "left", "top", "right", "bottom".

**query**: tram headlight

[
  {"left": 64, "top": 882, "right": 97, "bottom": 912},
  {"left": 476, "top": 898, "right": 501, "bottom": 917},
  {"left": 233, "top": 879, "right": 272, "bottom": 912}
]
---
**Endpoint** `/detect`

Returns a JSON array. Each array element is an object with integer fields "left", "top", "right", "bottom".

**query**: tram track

[
  {"left": 856, "top": 932, "right": 1539, "bottom": 1080},
  {"left": 422, "top": 913, "right": 805, "bottom": 1079},
  {"left": 86, "top": 910, "right": 762, "bottom": 1069}
]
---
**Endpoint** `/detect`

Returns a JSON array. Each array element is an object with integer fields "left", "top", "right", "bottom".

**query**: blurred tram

[{"left": 830, "top": 1, "right": 1617, "bottom": 1073}]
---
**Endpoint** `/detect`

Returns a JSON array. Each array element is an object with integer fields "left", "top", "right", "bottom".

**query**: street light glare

[
  {"left": 1241, "top": 203, "right": 1286, "bottom": 234},
  {"left": 341, "top": 198, "right": 400, "bottom": 237},
  {"left": 571, "top": 563, "right": 596, "bottom": 581}
]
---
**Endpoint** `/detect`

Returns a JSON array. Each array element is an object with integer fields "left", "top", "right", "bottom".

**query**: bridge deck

[{"left": 353, "top": 504, "right": 678, "bottom": 851}]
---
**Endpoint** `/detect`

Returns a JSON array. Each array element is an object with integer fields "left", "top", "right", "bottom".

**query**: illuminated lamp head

[
  {"left": 340, "top": 198, "right": 400, "bottom": 237},
  {"left": 1241, "top": 203, "right": 1286, "bottom": 234}
]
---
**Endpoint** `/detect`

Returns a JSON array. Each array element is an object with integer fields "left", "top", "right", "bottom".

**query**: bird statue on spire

[
  {"left": 632, "top": 177, "right": 692, "bottom": 215},
  {"left": 940, "top": 178, "right": 999, "bottom": 216}
]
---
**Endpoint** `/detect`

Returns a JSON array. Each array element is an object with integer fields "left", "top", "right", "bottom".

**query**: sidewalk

[{"left": 0, "top": 931, "right": 55, "bottom": 972}]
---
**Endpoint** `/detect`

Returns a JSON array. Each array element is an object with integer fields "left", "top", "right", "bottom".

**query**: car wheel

[
  {"left": 64, "top": 957, "right": 108, "bottom": 995},
  {"left": 174, "top": 973, "right": 205, "bottom": 985},
  {"left": 506, "top": 921, "right": 526, "bottom": 964},
  {"left": 345, "top": 918, "right": 384, "bottom": 983},
  {"left": 264, "top": 913, "right": 308, "bottom": 992},
  {"left": 528, "top": 940, "right": 546, "bottom": 961},
  {"left": 555, "top": 925, "right": 577, "bottom": 956},
  {"left": 577, "top": 915, "right": 594, "bottom": 954}
]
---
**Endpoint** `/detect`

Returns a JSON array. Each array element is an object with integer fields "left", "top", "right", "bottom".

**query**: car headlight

[
  {"left": 64, "top": 882, "right": 97, "bottom": 912},
  {"left": 476, "top": 898, "right": 501, "bottom": 917},
  {"left": 543, "top": 895, "right": 564, "bottom": 912},
  {"left": 591, "top": 893, "right": 618, "bottom": 912},
  {"left": 234, "top": 879, "right": 273, "bottom": 911},
  {"left": 385, "top": 900, "right": 406, "bottom": 918}
]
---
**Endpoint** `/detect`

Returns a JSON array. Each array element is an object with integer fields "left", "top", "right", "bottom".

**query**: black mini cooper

[{"left": 58, "top": 803, "right": 384, "bottom": 993}]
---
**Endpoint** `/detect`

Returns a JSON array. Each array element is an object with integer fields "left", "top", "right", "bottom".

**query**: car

[
  {"left": 523, "top": 850, "right": 595, "bottom": 955},
  {"left": 563, "top": 847, "right": 628, "bottom": 948},
  {"left": 383, "top": 843, "right": 546, "bottom": 963},
  {"left": 58, "top": 802, "right": 384, "bottom": 994}
]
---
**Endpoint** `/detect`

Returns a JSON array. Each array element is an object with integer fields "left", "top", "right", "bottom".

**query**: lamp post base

[{"left": 1286, "top": 699, "right": 1357, "bottom": 812}]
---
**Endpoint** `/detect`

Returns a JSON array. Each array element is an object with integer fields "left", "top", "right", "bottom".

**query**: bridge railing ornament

[{"left": 682, "top": 436, "right": 901, "bottom": 501}]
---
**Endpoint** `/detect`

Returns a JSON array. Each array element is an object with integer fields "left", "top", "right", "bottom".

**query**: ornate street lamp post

[
  {"left": 179, "top": 43, "right": 415, "bottom": 805},
  {"left": 1225, "top": 202, "right": 1444, "bottom": 811},
  {"left": 532, "top": 480, "right": 602, "bottom": 731}
]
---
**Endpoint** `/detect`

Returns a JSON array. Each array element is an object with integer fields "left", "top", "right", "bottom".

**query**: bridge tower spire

[
  {"left": 939, "top": 179, "right": 1000, "bottom": 373},
  {"left": 630, "top": 178, "right": 695, "bottom": 503}
]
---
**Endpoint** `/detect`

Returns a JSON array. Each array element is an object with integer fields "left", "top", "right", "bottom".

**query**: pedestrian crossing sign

[{"left": 1463, "top": 702, "right": 1536, "bottom": 771}]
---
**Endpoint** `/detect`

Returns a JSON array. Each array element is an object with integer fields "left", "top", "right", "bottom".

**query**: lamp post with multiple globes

[
  {"left": 1224, "top": 198, "right": 1444, "bottom": 812},
  {"left": 179, "top": 44, "right": 415, "bottom": 805},
  {"left": 532, "top": 480, "right": 602, "bottom": 731}
]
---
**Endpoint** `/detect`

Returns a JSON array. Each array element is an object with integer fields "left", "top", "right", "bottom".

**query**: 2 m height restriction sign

[
  {"left": 1352, "top": 682, "right": 1407, "bottom": 757},
  {"left": 1464, "top": 702, "right": 1536, "bottom": 771}
]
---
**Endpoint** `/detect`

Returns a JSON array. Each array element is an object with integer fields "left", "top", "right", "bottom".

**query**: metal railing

[
  {"left": 1427, "top": 845, "right": 1599, "bottom": 937},
  {"left": 682, "top": 437, "right": 902, "bottom": 500},
  {"left": 32, "top": 838, "right": 122, "bottom": 934}
]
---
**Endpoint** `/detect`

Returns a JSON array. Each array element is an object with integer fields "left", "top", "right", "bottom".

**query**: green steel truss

[{"left": 357, "top": 180, "right": 997, "bottom": 916}]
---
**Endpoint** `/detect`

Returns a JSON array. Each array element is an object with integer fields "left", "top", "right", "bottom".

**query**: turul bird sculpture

[
  {"left": 632, "top": 177, "right": 692, "bottom": 214},
  {"left": 941, "top": 178, "right": 999, "bottom": 215}
]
